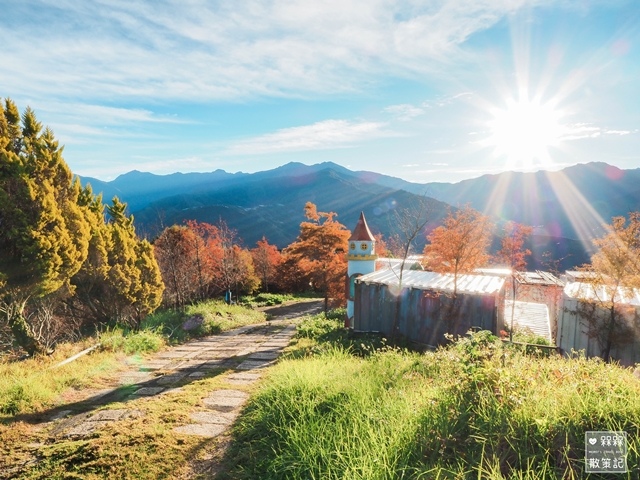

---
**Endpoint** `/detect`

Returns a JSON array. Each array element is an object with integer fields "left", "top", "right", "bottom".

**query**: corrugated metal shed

[
  {"left": 556, "top": 281, "right": 640, "bottom": 366},
  {"left": 357, "top": 268, "right": 505, "bottom": 296},
  {"left": 475, "top": 267, "right": 512, "bottom": 277},
  {"left": 515, "top": 270, "right": 564, "bottom": 286},
  {"left": 376, "top": 256, "right": 424, "bottom": 271},
  {"left": 564, "top": 282, "right": 640, "bottom": 306},
  {"left": 504, "top": 300, "right": 552, "bottom": 341},
  {"left": 353, "top": 268, "right": 506, "bottom": 345}
]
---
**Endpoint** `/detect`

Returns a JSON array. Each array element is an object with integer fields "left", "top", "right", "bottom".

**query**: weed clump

[{"left": 224, "top": 321, "right": 640, "bottom": 479}]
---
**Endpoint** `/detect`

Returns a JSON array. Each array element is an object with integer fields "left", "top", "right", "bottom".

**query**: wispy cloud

[
  {"left": 559, "top": 125, "right": 638, "bottom": 141},
  {"left": 383, "top": 104, "right": 425, "bottom": 121},
  {"left": 227, "top": 119, "right": 390, "bottom": 155},
  {"left": 55, "top": 104, "right": 188, "bottom": 125},
  {"left": 0, "top": 1, "right": 560, "bottom": 103}
]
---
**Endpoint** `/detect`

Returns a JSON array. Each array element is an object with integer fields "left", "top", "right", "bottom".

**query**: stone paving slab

[
  {"left": 156, "top": 373, "right": 188, "bottom": 385},
  {"left": 199, "top": 361, "right": 227, "bottom": 370},
  {"left": 248, "top": 351, "right": 279, "bottom": 360},
  {"left": 203, "top": 390, "right": 248, "bottom": 412},
  {"left": 173, "top": 423, "right": 227, "bottom": 438},
  {"left": 118, "top": 372, "right": 154, "bottom": 385},
  {"left": 156, "top": 351, "right": 193, "bottom": 359},
  {"left": 236, "top": 359, "right": 273, "bottom": 370},
  {"left": 190, "top": 411, "right": 237, "bottom": 425},
  {"left": 226, "top": 372, "right": 261, "bottom": 385},
  {"left": 134, "top": 386, "right": 165, "bottom": 396},
  {"left": 56, "top": 409, "right": 144, "bottom": 439},
  {"left": 47, "top": 409, "right": 73, "bottom": 422}
]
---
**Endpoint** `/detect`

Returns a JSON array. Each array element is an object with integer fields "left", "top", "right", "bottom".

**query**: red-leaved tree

[{"left": 281, "top": 202, "right": 350, "bottom": 313}]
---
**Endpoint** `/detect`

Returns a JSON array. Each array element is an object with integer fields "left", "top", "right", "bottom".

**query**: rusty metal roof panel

[
  {"left": 515, "top": 270, "right": 564, "bottom": 286},
  {"left": 357, "top": 268, "right": 505, "bottom": 295}
]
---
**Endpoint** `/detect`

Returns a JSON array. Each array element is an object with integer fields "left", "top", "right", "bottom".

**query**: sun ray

[{"left": 545, "top": 170, "right": 608, "bottom": 254}]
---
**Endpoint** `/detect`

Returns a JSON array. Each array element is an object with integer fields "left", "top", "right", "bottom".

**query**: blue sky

[{"left": 1, "top": 0, "right": 639, "bottom": 183}]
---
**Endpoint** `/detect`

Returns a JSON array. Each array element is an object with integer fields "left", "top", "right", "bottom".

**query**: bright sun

[{"left": 486, "top": 97, "right": 565, "bottom": 169}]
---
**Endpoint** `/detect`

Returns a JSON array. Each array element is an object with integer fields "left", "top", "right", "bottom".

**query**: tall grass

[
  {"left": 1, "top": 300, "right": 265, "bottom": 417},
  {"left": 141, "top": 299, "right": 266, "bottom": 342},
  {"left": 0, "top": 341, "right": 121, "bottom": 416},
  {"left": 222, "top": 317, "right": 640, "bottom": 479},
  {"left": 241, "top": 293, "right": 297, "bottom": 307}
]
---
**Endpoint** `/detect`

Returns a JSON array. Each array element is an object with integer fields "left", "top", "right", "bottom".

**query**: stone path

[{"left": 47, "top": 322, "right": 299, "bottom": 439}]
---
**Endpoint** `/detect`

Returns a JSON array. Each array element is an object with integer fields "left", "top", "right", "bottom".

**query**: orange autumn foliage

[{"left": 281, "top": 202, "right": 350, "bottom": 310}]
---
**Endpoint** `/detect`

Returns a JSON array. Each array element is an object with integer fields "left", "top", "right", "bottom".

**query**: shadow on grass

[{"left": 0, "top": 322, "right": 289, "bottom": 429}]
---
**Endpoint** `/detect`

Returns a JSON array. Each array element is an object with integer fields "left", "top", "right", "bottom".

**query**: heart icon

[{"left": 589, "top": 438, "right": 597, "bottom": 445}]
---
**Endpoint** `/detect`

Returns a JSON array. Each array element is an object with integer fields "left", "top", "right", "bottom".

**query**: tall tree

[
  {"left": 251, "top": 236, "right": 282, "bottom": 293},
  {"left": 495, "top": 221, "right": 533, "bottom": 272},
  {"left": 70, "top": 197, "right": 164, "bottom": 328},
  {"left": 574, "top": 213, "right": 640, "bottom": 361},
  {"left": 388, "top": 200, "right": 432, "bottom": 340},
  {"left": 185, "top": 220, "right": 217, "bottom": 300},
  {"left": 0, "top": 100, "right": 91, "bottom": 355},
  {"left": 154, "top": 225, "right": 204, "bottom": 308},
  {"left": 69, "top": 185, "right": 112, "bottom": 326},
  {"left": 181, "top": 219, "right": 259, "bottom": 301},
  {"left": 283, "top": 202, "right": 350, "bottom": 313},
  {"left": 495, "top": 221, "right": 533, "bottom": 341},
  {"left": 105, "top": 198, "right": 163, "bottom": 327},
  {"left": 423, "top": 205, "right": 493, "bottom": 331}
]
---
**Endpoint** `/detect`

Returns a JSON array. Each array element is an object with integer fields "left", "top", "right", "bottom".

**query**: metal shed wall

[
  {"left": 354, "top": 282, "right": 502, "bottom": 346},
  {"left": 557, "top": 295, "right": 640, "bottom": 366}
]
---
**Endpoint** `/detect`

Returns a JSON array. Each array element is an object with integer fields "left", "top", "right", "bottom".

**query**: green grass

[
  {"left": 141, "top": 299, "right": 266, "bottom": 342},
  {"left": 99, "top": 328, "right": 166, "bottom": 354},
  {"left": 0, "top": 366, "right": 249, "bottom": 479},
  {"left": 0, "top": 300, "right": 265, "bottom": 418},
  {"left": 0, "top": 341, "right": 122, "bottom": 417},
  {"left": 240, "top": 293, "right": 297, "bottom": 307},
  {"left": 221, "top": 316, "right": 640, "bottom": 479}
]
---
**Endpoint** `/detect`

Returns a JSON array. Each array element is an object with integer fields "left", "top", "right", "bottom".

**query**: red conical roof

[{"left": 349, "top": 212, "right": 375, "bottom": 242}]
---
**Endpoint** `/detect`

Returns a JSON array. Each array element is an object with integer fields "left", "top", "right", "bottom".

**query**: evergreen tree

[
  {"left": 71, "top": 197, "right": 163, "bottom": 328},
  {"left": 0, "top": 99, "right": 90, "bottom": 355}
]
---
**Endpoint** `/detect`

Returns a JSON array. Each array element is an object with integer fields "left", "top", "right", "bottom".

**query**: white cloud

[
  {"left": 0, "top": 0, "right": 560, "bottom": 103},
  {"left": 604, "top": 129, "right": 631, "bottom": 136},
  {"left": 384, "top": 104, "right": 425, "bottom": 121},
  {"left": 227, "top": 119, "right": 390, "bottom": 155}
]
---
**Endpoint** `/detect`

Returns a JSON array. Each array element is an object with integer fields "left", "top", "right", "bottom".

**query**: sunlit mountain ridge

[{"left": 79, "top": 161, "right": 640, "bottom": 271}]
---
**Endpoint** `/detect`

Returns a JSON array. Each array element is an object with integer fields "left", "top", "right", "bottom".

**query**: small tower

[{"left": 346, "top": 212, "right": 377, "bottom": 327}]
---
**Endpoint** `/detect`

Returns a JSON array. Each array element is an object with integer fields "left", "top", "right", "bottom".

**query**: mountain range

[{"left": 79, "top": 161, "right": 640, "bottom": 271}]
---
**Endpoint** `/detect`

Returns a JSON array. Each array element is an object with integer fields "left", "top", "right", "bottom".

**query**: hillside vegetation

[
  {"left": 221, "top": 315, "right": 640, "bottom": 479},
  {"left": 0, "top": 300, "right": 265, "bottom": 418}
]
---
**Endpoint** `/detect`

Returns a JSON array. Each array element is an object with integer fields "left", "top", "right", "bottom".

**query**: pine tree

[
  {"left": 70, "top": 196, "right": 164, "bottom": 328},
  {"left": 0, "top": 99, "right": 90, "bottom": 355}
]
